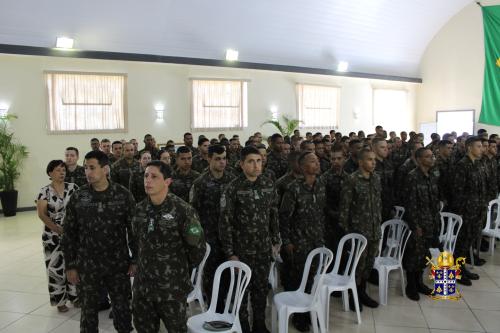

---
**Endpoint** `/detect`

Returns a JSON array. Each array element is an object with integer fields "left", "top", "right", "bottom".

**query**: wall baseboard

[{"left": 0, "top": 206, "right": 36, "bottom": 215}]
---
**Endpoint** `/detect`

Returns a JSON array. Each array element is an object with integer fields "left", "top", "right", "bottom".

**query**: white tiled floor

[{"left": 1, "top": 211, "right": 500, "bottom": 332}]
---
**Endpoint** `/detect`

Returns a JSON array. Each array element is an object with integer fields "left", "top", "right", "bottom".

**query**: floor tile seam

[{"left": 0, "top": 313, "right": 27, "bottom": 331}]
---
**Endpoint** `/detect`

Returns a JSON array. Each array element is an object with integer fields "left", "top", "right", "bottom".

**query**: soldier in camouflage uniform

[
  {"left": 129, "top": 151, "right": 152, "bottom": 203},
  {"left": 485, "top": 139, "right": 498, "bottom": 200},
  {"left": 320, "top": 144, "right": 348, "bottom": 254},
  {"left": 373, "top": 138, "right": 395, "bottom": 221},
  {"left": 433, "top": 140, "right": 454, "bottom": 208},
  {"left": 403, "top": 148, "right": 440, "bottom": 301},
  {"left": 111, "top": 142, "right": 141, "bottom": 190},
  {"left": 62, "top": 150, "right": 136, "bottom": 333},
  {"left": 314, "top": 140, "right": 331, "bottom": 174},
  {"left": 109, "top": 141, "right": 123, "bottom": 165},
  {"left": 344, "top": 139, "right": 363, "bottom": 174},
  {"left": 394, "top": 141, "right": 423, "bottom": 205},
  {"left": 219, "top": 146, "right": 280, "bottom": 333},
  {"left": 257, "top": 144, "right": 277, "bottom": 181},
  {"left": 138, "top": 134, "right": 160, "bottom": 160},
  {"left": 64, "top": 147, "right": 87, "bottom": 187},
  {"left": 132, "top": 161, "right": 206, "bottom": 333},
  {"left": 190, "top": 145, "right": 235, "bottom": 311},
  {"left": 451, "top": 136, "right": 466, "bottom": 164},
  {"left": 266, "top": 133, "right": 288, "bottom": 179},
  {"left": 275, "top": 151, "right": 302, "bottom": 202},
  {"left": 390, "top": 137, "right": 408, "bottom": 169},
  {"left": 279, "top": 151, "right": 325, "bottom": 332},
  {"left": 169, "top": 146, "right": 200, "bottom": 201},
  {"left": 192, "top": 137, "right": 210, "bottom": 173},
  {"left": 183, "top": 132, "right": 199, "bottom": 156},
  {"left": 451, "top": 136, "right": 486, "bottom": 285},
  {"left": 339, "top": 149, "right": 381, "bottom": 309}
]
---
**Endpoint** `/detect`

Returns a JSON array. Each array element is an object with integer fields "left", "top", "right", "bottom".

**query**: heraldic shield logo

[{"left": 426, "top": 251, "right": 466, "bottom": 300}]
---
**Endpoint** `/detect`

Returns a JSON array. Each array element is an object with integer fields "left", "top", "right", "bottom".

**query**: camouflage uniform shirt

[
  {"left": 191, "top": 155, "right": 209, "bottom": 174},
  {"left": 65, "top": 165, "right": 87, "bottom": 187},
  {"left": 169, "top": 169, "right": 201, "bottom": 202},
  {"left": 111, "top": 158, "right": 141, "bottom": 189},
  {"left": 266, "top": 151, "right": 288, "bottom": 179}
]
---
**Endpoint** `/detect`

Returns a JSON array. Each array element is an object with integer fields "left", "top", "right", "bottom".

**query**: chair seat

[
  {"left": 374, "top": 256, "right": 399, "bottom": 268},
  {"left": 482, "top": 229, "right": 500, "bottom": 239},
  {"left": 273, "top": 291, "right": 314, "bottom": 311},
  {"left": 323, "top": 274, "right": 353, "bottom": 289},
  {"left": 188, "top": 312, "right": 238, "bottom": 333}
]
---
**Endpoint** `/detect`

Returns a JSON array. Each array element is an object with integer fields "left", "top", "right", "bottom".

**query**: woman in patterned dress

[{"left": 36, "top": 160, "right": 79, "bottom": 312}]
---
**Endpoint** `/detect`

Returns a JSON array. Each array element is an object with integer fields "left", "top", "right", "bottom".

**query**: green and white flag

[{"left": 480, "top": 6, "right": 500, "bottom": 126}]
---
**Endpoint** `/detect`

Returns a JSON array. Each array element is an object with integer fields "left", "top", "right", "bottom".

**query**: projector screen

[{"left": 436, "top": 110, "right": 475, "bottom": 136}]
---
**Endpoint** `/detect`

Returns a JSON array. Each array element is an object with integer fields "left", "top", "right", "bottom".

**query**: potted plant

[
  {"left": 261, "top": 115, "right": 302, "bottom": 137},
  {"left": 0, "top": 114, "right": 28, "bottom": 217}
]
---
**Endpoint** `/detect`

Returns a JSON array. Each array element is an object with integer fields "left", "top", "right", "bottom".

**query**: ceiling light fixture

[
  {"left": 226, "top": 49, "right": 239, "bottom": 61},
  {"left": 56, "top": 37, "right": 74, "bottom": 49},
  {"left": 154, "top": 104, "right": 165, "bottom": 121},
  {"left": 337, "top": 61, "right": 349, "bottom": 72}
]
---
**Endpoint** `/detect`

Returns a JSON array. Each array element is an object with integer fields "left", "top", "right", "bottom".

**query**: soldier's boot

[
  {"left": 348, "top": 289, "right": 363, "bottom": 312},
  {"left": 456, "top": 264, "right": 472, "bottom": 286},
  {"left": 462, "top": 263, "right": 480, "bottom": 280},
  {"left": 416, "top": 271, "right": 433, "bottom": 295},
  {"left": 405, "top": 271, "right": 420, "bottom": 301},
  {"left": 367, "top": 269, "right": 379, "bottom": 286},
  {"left": 358, "top": 280, "right": 378, "bottom": 308}
]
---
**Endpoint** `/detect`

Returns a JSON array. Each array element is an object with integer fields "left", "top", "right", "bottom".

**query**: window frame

[
  {"left": 371, "top": 87, "right": 408, "bottom": 128},
  {"left": 296, "top": 83, "right": 340, "bottom": 129},
  {"left": 44, "top": 70, "right": 128, "bottom": 134},
  {"left": 190, "top": 78, "right": 249, "bottom": 131}
]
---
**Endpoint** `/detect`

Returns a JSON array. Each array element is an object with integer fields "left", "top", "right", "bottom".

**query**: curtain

[{"left": 297, "top": 84, "right": 339, "bottom": 128}]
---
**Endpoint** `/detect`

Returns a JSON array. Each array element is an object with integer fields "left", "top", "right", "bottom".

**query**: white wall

[
  {"left": 418, "top": 1, "right": 500, "bottom": 134},
  {"left": 0, "top": 53, "right": 417, "bottom": 208}
]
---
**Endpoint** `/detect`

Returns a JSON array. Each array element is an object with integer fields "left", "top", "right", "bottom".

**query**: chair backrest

[
  {"left": 207, "top": 260, "right": 252, "bottom": 319},
  {"left": 298, "top": 247, "right": 334, "bottom": 303},
  {"left": 393, "top": 206, "right": 405, "bottom": 220},
  {"left": 190, "top": 243, "right": 211, "bottom": 291},
  {"left": 377, "top": 219, "right": 411, "bottom": 263},
  {"left": 484, "top": 199, "right": 500, "bottom": 231},
  {"left": 329, "top": 233, "right": 367, "bottom": 281},
  {"left": 439, "top": 212, "right": 463, "bottom": 253}
]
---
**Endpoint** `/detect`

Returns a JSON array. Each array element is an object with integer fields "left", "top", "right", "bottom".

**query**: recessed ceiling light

[
  {"left": 226, "top": 49, "right": 239, "bottom": 61},
  {"left": 337, "top": 61, "right": 349, "bottom": 72},
  {"left": 56, "top": 37, "right": 74, "bottom": 49}
]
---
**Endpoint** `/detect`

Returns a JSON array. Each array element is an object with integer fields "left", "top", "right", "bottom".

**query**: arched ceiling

[{"left": 0, "top": 0, "right": 473, "bottom": 78}]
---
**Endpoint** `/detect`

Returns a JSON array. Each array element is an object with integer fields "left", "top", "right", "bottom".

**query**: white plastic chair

[
  {"left": 188, "top": 243, "right": 211, "bottom": 313},
  {"left": 393, "top": 206, "right": 405, "bottom": 220},
  {"left": 269, "top": 255, "right": 283, "bottom": 292},
  {"left": 373, "top": 219, "right": 411, "bottom": 305},
  {"left": 321, "top": 233, "right": 367, "bottom": 328},
  {"left": 481, "top": 199, "right": 500, "bottom": 256},
  {"left": 271, "top": 247, "right": 334, "bottom": 333},
  {"left": 187, "top": 260, "right": 251, "bottom": 333},
  {"left": 429, "top": 212, "right": 463, "bottom": 264}
]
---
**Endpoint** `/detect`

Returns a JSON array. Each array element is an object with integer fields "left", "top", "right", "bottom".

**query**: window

[
  {"left": 372, "top": 88, "right": 408, "bottom": 133},
  {"left": 45, "top": 71, "right": 127, "bottom": 133},
  {"left": 296, "top": 84, "right": 340, "bottom": 128},
  {"left": 436, "top": 110, "right": 474, "bottom": 136},
  {"left": 191, "top": 79, "right": 248, "bottom": 130}
]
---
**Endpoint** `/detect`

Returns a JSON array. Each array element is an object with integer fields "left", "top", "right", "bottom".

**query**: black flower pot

[{"left": 0, "top": 190, "right": 18, "bottom": 217}]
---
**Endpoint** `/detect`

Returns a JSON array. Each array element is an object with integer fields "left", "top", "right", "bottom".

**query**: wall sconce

[
  {"left": 154, "top": 104, "right": 164, "bottom": 121},
  {"left": 55, "top": 37, "right": 74, "bottom": 49},
  {"left": 270, "top": 105, "right": 278, "bottom": 121}
]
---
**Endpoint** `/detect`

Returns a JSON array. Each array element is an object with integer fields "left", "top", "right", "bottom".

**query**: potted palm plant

[
  {"left": 261, "top": 115, "right": 301, "bottom": 137},
  {"left": 0, "top": 114, "right": 28, "bottom": 217}
]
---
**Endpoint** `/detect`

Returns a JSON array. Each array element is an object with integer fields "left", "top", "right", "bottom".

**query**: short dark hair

[
  {"left": 256, "top": 144, "right": 267, "bottom": 150},
  {"left": 101, "top": 138, "right": 110, "bottom": 143},
  {"left": 270, "top": 133, "right": 283, "bottom": 144},
  {"left": 240, "top": 146, "right": 261, "bottom": 161},
  {"left": 112, "top": 140, "right": 122, "bottom": 146},
  {"left": 65, "top": 147, "right": 79, "bottom": 156},
  {"left": 415, "top": 147, "right": 431, "bottom": 159},
  {"left": 84, "top": 150, "right": 109, "bottom": 167},
  {"left": 488, "top": 139, "right": 497, "bottom": 145},
  {"left": 176, "top": 146, "right": 191, "bottom": 155},
  {"left": 375, "top": 125, "right": 383, "bottom": 130},
  {"left": 431, "top": 133, "right": 440, "bottom": 140},
  {"left": 331, "top": 143, "right": 344, "bottom": 154},
  {"left": 306, "top": 132, "right": 312, "bottom": 136},
  {"left": 358, "top": 148, "right": 374, "bottom": 161},
  {"left": 349, "top": 139, "right": 361, "bottom": 147},
  {"left": 300, "top": 140, "right": 314, "bottom": 150},
  {"left": 409, "top": 141, "right": 423, "bottom": 152},
  {"left": 489, "top": 134, "right": 498, "bottom": 140},
  {"left": 371, "top": 138, "right": 386, "bottom": 146},
  {"left": 183, "top": 132, "right": 192, "bottom": 138},
  {"left": 478, "top": 129, "right": 487, "bottom": 135},
  {"left": 298, "top": 151, "right": 314, "bottom": 166},
  {"left": 287, "top": 150, "right": 301, "bottom": 164},
  {"left": 465, "top": 136, "right": 482, "bottom": 148},
  {"left": 438, "top": 140, "right": 452, "bottom": 148},
  {"left": 144, "top": 134, "right": 152, "bottom": 139},
  {"left": 208, "top": 144, "right": 226, "bottom": 157},
  {"left": 90, "top": 138, "right": 99, "bottom": 142},
  {"left": 46, "top": 160, "right": 66, "bottom": 176},
  {"left": 146, "top": 160, "right": 172, "bottom": 179},
  {"left": 140, "top": 150, "right": 152, "bottom": 157},
  {"left": 198, "top": 137, "right": 209, "bottom": 146},
  {"left": 159, "top": 149, "right": 170, "bottom": 158}
]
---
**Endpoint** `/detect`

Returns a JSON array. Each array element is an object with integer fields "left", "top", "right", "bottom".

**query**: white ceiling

[{"left": 0, "top": 0, "right": 474, "bottom": 78}]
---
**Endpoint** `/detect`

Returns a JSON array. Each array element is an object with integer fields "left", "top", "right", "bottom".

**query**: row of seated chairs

[{"left": 185, "top": 199, "right": 500, "bottom": 333}]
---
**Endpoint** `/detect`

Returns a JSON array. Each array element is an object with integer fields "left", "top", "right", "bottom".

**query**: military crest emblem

[{"left": 426, "top": 251, "right": 465, "bottom": 300}]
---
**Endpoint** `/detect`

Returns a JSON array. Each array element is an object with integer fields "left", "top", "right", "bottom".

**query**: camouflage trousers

[
  {"left": 132, "top": 295, "right": 187, "bottom": 333},
  {"left": 456, "top": 210, "right": 486, "bottom": 259},
  {"left": 356, "top": 237, "right": 379, "bottom": 281},
  {"left": 281, "top": 245, "right": 315, "bottom": 292},
  {"left": 238, "top": 253, "right": 271, "bottom": 328},
  {"left": 79, "top": 270, "right": 132, "bottom": 333},
  {"left": 403, "top": 235, "right": 440, "bottom": 272}
]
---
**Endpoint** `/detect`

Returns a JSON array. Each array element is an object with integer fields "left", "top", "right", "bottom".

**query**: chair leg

[
  {"left": 377, "top": 268, "right": 388, "bottom": 306},
  {"left": 271, "top": 304, "right": 277, "bottom": 333},
  {"left": 323, "top": 289, "right": 331, "bottom": 332},
  {"left": 278, "top": 307, "right": 289, "bottom": 333},
  {"left": 311, "top": 310, "right": 319, "bottom": 333},
  {"left": 400, "top": 267, "right": 406, "bottom": 297},
  {"left": 490, "top": 236, "right": 495, "bottom": 256},
  {"left": 342, "top": 290, "right": 349, "bottom": 312},
  {"left": 351, "top": 287, "right": 362, "bottom": 325},
  {"left": 469, "top": 246, "right": 475, "bottom": 266}
]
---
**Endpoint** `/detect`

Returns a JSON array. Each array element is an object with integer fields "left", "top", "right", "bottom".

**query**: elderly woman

[{"left": 36, "top": 160, "right": 79, "bottom": 312}]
